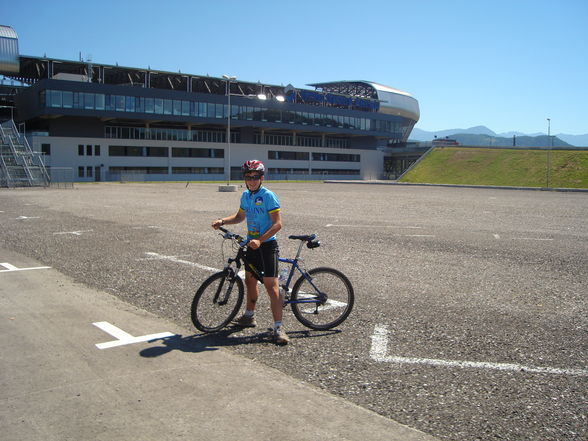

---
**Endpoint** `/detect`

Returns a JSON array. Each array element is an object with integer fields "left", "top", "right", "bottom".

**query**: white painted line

[
  {"left": 296, "top": 291, "right": 347, "bottom": 312},
  {"left": 53, "top": 230, "right": 93, "bottom": 236},
  {"left": 93, "top": 321, "right": 176, "bottom": 349},
  {"left": 325, "top": 224, "right": 432, "bottom": 237},
  {"left": 515, "top": 237, "right": 554, "bottom": 241},
  {"left": 370, "top": 325, "right": 588, "bottom": 376},
  {"left": 326, "top": 224, "right": 422, "bottom": 229},
  {"left": 16, "top": 216, "right": 40, "bottom": 220},
  {"left": 141, "top": 252, "right": 219, "bottom": 272},
  {"left": 0, "top": 262, "right": 51, "bottom": 272}
]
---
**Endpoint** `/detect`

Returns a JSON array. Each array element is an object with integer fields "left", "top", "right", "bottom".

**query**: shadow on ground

[{"left": 139, "top": 326, "right": 341, "bottom": 357}]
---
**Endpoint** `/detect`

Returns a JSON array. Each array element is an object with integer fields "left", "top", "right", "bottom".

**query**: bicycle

[{"left": 191, "top": 227, "right": 354, "bottom": 333}]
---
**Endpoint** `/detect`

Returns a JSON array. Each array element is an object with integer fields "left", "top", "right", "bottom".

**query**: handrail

[{"left": 0, "top": 120, "right": 50, "bottom": 187}]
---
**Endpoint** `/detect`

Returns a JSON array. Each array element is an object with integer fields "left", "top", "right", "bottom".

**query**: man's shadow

[{"left": 139, "top": 326, "right": 340, "bottom": 358}]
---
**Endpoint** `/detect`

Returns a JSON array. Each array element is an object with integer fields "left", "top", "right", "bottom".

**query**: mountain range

[{"left": 410, "top": 126, "right": 588, "bottom": 147}]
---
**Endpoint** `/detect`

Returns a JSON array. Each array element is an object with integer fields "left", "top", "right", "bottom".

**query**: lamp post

[
  {"left": 223, "top": 74, "right": 236, "bottom": 183},
  {"left": 546, "top": 118, "right": 551, "bottom": 188},
  {"left": 218, "top": 75, "right": 237, "bottom": 192}
]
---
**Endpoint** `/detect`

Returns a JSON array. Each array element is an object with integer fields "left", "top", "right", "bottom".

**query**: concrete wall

[{"left": 31, "top": 135, "right": 385, "bottom": 182}]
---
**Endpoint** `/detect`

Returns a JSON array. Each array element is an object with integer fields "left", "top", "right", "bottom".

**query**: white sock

[
  {"left": 244, "top": 310, "right": 255, "bottom": 317},
  {"left": 273, "top": 321, "right": 282, "bottom": 330}
]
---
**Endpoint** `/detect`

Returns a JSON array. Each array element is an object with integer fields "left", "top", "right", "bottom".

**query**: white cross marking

[
  {"left": 93, "top": 322, "right": 176, "bottom": 349},
  {"left": 0, "top": 262, "right": 51, "bottom": 272}
]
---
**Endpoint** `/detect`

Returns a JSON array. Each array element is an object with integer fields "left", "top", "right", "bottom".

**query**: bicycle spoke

[
  {"left": 191, "top": 272, "right": 244, "bottom": 332},
  {"left": 291, "top": 267, "right": 354, "bottom": 330}
]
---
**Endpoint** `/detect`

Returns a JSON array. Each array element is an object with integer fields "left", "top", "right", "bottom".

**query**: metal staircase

[{"left": 0, "top": 120, "right": 50, "bottom": 187}]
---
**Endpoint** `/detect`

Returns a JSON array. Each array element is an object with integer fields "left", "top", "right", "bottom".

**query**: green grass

[{"left": 400, "top": 147, "right": 588, "bottom": 188}]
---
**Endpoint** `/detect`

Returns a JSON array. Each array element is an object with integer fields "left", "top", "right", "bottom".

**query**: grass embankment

[{"left": 400, "top": 147, "right": 588, "bottom": 188}]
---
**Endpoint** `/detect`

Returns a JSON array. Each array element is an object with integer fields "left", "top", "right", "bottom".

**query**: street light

[
  {"left": 223, "top": 74, "right": 236, "bottom": 184},
  {"left": 546, "top": 118, "right": 551, "bottom": 188}
]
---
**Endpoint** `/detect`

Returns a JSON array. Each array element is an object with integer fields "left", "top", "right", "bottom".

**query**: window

[
  {"left": 312, "top": 152, "right": 359, "bottom": 162},
  {"left": 198, "top": 102, "right": 207, "bottom": 117},
  {"left": 94, "top": 145, "right": 101, "bottom": 156},
  {"left": 163, "top": 99, "right": 173, "bottom": 115},
  {"left": 109, "top": 166, "right": 167, "bottom": 175},
  {"left": 62, "top": 91, "right": 73, "bottom": 108},
  {"left": 154, "top": 98, "right": 163, "bottom": 114},
  {"left": 105, "top": 95, "right": 114, "bottom": 111},
  {"left": 146, "top": 147, "right": 168, "bottom": 157},
  {"left": 83, "top": 93, "right": 94, "bottom": 110},
  {"left": 207, "top": 103, "right": 216, "bottom": 118},
  {"left": 115, "top": 95, "right": 125, "bottom": 111},
  {"left": 48, "top": 90, "right": 62, "bottom": 108},
  {"left": 172, "top": 147, "right": 222, "bottom": 158},
  {"left": 145, "top": 98, "right": 154, "bottom": 113},
  {"left": 125, "top": 96, "right": 135, "bottom": 112},
  {"left": 86, "top": 166, "right": 93, "bottom": 178},
  {"left": 181, "top": 100, "right": 190, "bottom": 116},
  {"left": 173, "top": 100, "right": 182, "bottom": 115},
  {"left": 135, "top": 97, "right": 144, "bottom": 113},
  {"left": 78, "top": 145, "right": 84, "bottom": 155},
  {"left": 95, "top": 94, "right": 105, "bottom": 110},
  {"left": 173, "top": 167, "right": 205, "bottom": 174},
  {"left": 78, "top": 166, "right": 84, "bottom": 177},
  {"left": 41, "top": 144, "right": 51, "bottom": 155},
  {"left": 311, "top": 168, "right": 360, "bottom": 175},
  {"left": 86, "top": 145, "right": 92, "bottom": 156},
  {"left": 268, "top": 150, "right": 309, "bottom": 161}
]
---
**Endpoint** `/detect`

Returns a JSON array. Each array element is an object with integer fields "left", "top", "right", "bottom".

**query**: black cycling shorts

[{"left": 245, "top": 239, "right": 279, "bottom": 278}]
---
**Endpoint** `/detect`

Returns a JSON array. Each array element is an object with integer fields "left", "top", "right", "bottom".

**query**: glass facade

[{"left": 41, "top": 89, "right": 406, "bottom": 135}]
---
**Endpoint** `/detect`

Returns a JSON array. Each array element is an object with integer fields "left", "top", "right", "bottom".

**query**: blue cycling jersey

[{"left": 239, "top": 186, "right": 280, "bottom": 242}]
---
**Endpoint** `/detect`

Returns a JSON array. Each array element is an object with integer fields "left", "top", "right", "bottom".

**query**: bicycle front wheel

[
  {"left": 290, "top": 267, "right": 354, "bottom": 330},
  {"left": 191, "top": 271, "right": 244, "bottom": 333}
]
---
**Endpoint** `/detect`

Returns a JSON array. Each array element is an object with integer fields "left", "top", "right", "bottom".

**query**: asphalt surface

[
  {"left": 1, "top": 182, "right": 587, "bottom": 441},
  {"left": 1, "top": 247, "right": 435, "bottom": 441}
]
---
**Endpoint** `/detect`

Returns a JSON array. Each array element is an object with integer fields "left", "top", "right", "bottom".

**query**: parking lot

[{"left": 1, "top": 182, "right": 587, "bottom": 441}]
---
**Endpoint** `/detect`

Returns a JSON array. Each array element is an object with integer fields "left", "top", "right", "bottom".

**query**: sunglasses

[{"left": 244, "top": 175, "right": 262, "bottom": 181}]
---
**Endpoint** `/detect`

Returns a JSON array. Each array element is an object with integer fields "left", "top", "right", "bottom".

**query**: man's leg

[
  {"left": 264, "top": 277, "right": 289, "bottom": 345},
  {"left": 232, "top": 271, "right": 260, "bottom": 327},
  {"left": 263, "top": 276, "right": 282, "bottom": 323},
  {"left": 245, "top": 272, "right": 259, "bottom": 312}
]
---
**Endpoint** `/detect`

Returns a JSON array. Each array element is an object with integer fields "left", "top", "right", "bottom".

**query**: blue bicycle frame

[{"left": 278, "top": 237, "right": 326, "bottom": 306}]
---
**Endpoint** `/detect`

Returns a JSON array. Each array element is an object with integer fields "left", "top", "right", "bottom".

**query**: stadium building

[{"left": 1, "top": 25, "right": 420, "bottom": 184}]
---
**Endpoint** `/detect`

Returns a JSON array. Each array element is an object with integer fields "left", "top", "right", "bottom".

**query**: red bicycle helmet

[{"left": 242, "top": 160, "right": 265, "bottom": 175}]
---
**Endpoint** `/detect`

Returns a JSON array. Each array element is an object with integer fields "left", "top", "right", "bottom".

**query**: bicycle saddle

[{"left": 288, "top": 234, "right": 317, "bottom": 241}]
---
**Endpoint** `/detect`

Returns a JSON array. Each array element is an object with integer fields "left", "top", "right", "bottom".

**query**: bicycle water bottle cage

[{"left": 307, "top": 240, "right": 321, "bottom": 249}]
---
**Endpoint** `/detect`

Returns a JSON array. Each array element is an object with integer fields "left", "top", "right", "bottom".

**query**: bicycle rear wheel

[
  {"left": 191, "top": 271, "right": 244, "bottom": 332},
  {"left": 290, "top": 267, "right": 354, "bottom": 330}
]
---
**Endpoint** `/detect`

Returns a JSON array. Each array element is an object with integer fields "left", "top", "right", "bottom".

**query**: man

[{"left": 211, "top": 160, "right": 289, "bottom": 345}]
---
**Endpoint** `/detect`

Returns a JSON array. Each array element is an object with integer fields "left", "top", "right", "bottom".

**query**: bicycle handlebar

[
  {"left": 218, "top": 226, "right": 247, "bottom": 247},
  {"left": 218, "top": 226, "right": 319, "bottom": 249}
]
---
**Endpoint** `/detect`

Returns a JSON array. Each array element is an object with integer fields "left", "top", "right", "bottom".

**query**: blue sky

[{"left": 3, "top": 0, "right": 587, "bottom": 135}]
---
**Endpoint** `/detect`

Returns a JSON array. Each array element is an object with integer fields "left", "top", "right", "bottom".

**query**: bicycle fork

[{"left": 214, "top": 266, "right": 237, "bottom": 306}]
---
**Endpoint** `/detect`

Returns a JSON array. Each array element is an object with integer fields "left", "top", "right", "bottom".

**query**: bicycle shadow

[{"left": 139, "top": 326, "right": 340, "bottom": 358}]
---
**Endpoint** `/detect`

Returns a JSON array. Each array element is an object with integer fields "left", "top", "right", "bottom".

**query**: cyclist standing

[{"left": 211, "top": 160, "right": 289, "bottom": 345}]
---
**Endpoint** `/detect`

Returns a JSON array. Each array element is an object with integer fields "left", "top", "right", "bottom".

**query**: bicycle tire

[
  {"left": 191, "top": 271, "right": 244, "bottom": 332},
  {"left": 290, "top": 267, "right": 354, "bottom": 330}
]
